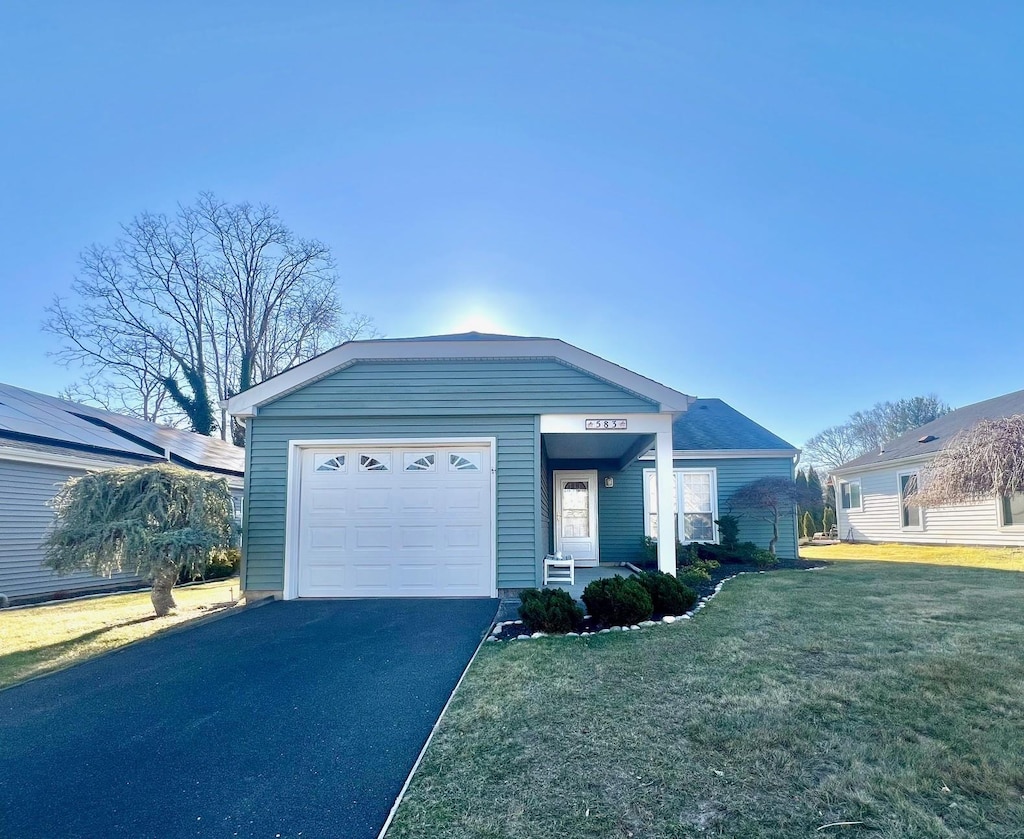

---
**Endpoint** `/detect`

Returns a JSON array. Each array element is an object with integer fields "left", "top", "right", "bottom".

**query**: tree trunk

[
  {"left": 150, "top": 566, "right": 179, "bottom": 616},
  {"left": 769, "top": 515, "right": 779, "bottom": 556}
]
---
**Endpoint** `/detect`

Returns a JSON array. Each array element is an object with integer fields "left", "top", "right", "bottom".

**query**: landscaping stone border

[{"left": 485, "top": 568, "right": 823, "bottom": 642}]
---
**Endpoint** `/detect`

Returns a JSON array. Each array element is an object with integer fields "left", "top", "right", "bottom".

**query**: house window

[
  {"left": 644, "top": 468, "right": 718, "bottom": 544},
  {"left": 1001, "top": 493, "right": 1024, "bottom": 527},
  {"left": 898, "top": 472, "right": 922, "bottom": 529},
  {"left": 839, "top": 480, "right": 862, "bottom": 511}
]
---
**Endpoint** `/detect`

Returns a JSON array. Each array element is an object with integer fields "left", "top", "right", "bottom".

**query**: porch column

[{"left": 655, "top": 428, "right": 675, "bottom": 575}]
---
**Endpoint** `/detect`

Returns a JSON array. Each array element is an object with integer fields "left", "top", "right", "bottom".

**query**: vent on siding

[{"left": 918, "top": 434, "right": 937, "bottom": 443}]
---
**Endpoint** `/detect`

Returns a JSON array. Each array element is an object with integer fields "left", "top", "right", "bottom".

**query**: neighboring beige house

[
  {"left": 0, "top": 383, "right": 244, "bottom": 604},
  {"left": 831, "top": 390, "right": 1024, "bottom": 546}
]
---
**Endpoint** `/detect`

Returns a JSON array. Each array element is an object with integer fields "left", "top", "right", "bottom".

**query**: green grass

[
  {"left": 0, "top": 578, "right": 240, "bottom": 689},
  {"left": 801, "top": 542, "right": 1024, "bottom": 572},
  {"left": 387, "top": 564, "right": 1024, "bottom": 838}
]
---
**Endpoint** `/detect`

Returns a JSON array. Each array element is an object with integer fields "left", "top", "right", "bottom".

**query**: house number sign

[{"left": 585, "top": 418, "right": 628, "bottom": 430}]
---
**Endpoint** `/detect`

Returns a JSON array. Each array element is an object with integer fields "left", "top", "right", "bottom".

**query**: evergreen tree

[
  {"left": 801, "top": 510, "right": 816, "bottom": 539},
  {"left": 44, "top": 465, "right": 236, "bottom": 616},
  {"left": 822, "top": 506, "right": 836, "bottom": 534}
]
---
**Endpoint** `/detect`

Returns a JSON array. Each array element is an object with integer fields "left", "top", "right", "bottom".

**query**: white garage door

[{"left": 295, "top": 443, "right": 493, "bottom": 597}]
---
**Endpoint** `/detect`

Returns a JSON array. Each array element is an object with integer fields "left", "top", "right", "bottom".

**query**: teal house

[{"left": 226, "top": 333, "right": 798, "bottom": 600}]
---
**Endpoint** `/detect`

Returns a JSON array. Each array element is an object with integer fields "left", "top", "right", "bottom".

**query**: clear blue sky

[{"left": 1, "top": 2, "right": 1021, "bottom": 448}]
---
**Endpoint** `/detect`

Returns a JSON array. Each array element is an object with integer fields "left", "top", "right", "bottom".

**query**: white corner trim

[
  {"left": 225, "top": 338, "right": 693, "bottom": 416},
  {"left": 282, "top": 437, "right": 499, "bottom": 600}
]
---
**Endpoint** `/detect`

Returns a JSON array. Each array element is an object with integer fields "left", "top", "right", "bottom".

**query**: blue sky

[{"left": 1, "top": 2, "right": 1021, "bottom": 447}]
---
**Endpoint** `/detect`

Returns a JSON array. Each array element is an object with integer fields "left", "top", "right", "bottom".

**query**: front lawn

[
  {"left": 0, "top": 578, "right": 240, "bottom": 689},
  {"left": 387, "top": 564, "right": 1024, "bottom": 838},
  {"left": 801, "top": 541, "right": 1024, "bottom": 572}
]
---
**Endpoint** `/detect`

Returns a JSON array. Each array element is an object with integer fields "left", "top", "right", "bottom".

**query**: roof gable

[
  {"left": 834, "top": 389, "right": 1024, "bottom": 473},
  {"left": 226, "top": 333, "right": 694, "bottom": 416}
]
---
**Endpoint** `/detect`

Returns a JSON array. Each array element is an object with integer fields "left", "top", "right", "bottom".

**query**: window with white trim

[
  {"left": 839, "top": 480, "right": 861, "bottom": 510},
  {"left": 643, "top": 468, "right": 719, "bottom": 544},
  {"left": 1000, "top": 493, "right": 1024, "bottom": 527},
  {"left": 898, "top": 471, "right": 922, "bottom": 529}
]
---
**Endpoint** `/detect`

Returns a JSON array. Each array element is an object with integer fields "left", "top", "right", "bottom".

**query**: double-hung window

[
  {"left": 898, "top": 471, "right": 922, "bottom": 529},
  {"left": 839, "top": 480, "right": 861, "bottom": 511},
  {"left": 1001, "top": 493, "right": 1024, "bottom": 527},
  {"left": 644, "top": 468, "right": 719, "bottom": 544}
]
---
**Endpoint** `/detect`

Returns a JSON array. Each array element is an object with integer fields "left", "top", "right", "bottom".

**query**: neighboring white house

[
  {"left": 831, "top": 389, "right": 1024, "bottom": 546},
  {"left": 0, "top": 383, "right": 245, "bottom": 604}
]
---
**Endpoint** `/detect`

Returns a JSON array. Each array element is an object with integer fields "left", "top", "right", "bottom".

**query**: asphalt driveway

[{"left": 0, "top": 597, "right": 498, "bottom": 839}]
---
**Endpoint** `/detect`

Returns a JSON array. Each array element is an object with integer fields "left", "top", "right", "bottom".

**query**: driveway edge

[
  {"left": 375, "top": 613, "right": 496, "bottom": 839},
  {"left": 0, "top": 595, "right": 273, "bottom": 695}
]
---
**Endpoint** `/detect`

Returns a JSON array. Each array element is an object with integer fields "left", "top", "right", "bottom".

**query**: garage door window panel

[{"left": 359, "top": 453, "right": 392, "bottom": 472}]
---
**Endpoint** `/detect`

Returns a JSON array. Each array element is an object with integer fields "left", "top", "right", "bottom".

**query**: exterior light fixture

[{"left": 604, "top": 477, "right": 614, "bottom": 488}]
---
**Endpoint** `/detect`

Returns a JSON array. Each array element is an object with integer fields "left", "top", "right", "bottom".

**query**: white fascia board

[
  {"left": 225, "top": 338, "right": 694, "bottom": 416},
  {"left": 638, "top": 448, "right": 799, "bottom": 461},
  {"left": 830, "top": 452, "right": 935, "bottom": 479}
]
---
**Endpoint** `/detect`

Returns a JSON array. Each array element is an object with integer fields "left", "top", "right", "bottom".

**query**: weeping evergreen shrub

[{"left": 44, "top": 464, "right": 237, "bottom": 616}]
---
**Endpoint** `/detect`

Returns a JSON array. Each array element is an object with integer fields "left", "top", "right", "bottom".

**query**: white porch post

[{"left": 655, "top": 429, "right": 675, "bottom": 575}]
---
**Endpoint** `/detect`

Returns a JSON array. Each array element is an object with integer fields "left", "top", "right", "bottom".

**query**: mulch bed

[{"left": 491, "top": 558, "right": 829, "bottom": 641}]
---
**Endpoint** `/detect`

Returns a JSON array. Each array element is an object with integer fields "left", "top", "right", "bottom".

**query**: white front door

[{"left": 553, "top": 470, "right": 599, "bottom": 566}]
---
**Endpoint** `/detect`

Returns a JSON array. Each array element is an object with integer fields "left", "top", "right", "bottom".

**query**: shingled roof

[
  {"left": 672, "top": 398, "right": 797, "bottom": 453},
  {"left": 834, "top": 389, "right": 1024, "bottom": 473}
]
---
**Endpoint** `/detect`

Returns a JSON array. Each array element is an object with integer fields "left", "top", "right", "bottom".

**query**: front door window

[{"left": 560, "top": 480, "right": 590, "bottom": 538}]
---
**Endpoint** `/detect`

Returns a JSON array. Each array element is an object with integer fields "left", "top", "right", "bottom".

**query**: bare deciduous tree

[
  {"left": 45, "top": 193, "right": 376, "bottom": 440},
  {"left": 913, "top": 415, "right": 1024, "bottom": 507},
  {"left": 804, "top": 395, "right": 951, "bottom": 470},
  {"left": 729, "top": 477, "right": 815, "bottom": 555}
]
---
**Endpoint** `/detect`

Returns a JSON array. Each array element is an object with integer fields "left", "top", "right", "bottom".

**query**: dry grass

[
  {"left": 801, "top": 542, "right": 1024, "bottom": 572},
  {"left": 0, "top": 577, "right": 240, "bottom": 689},
  {"left": 387, "top": 564, "right": 1024, "bottom": 839}
]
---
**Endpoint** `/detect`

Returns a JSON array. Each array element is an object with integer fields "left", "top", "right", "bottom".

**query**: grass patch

[
  {"left": 801, "top": 542, "right": 1024, "bottom": 572},
  {"left": 0, "top": 578, "right": 240, "bottom": 689},
  {"left": 387, "top": 564, "right": 1024, "bottom": 838}
]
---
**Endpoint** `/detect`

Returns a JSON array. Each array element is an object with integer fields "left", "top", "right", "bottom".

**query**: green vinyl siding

[
  {"left": 596, "top": 456, "right": 799, "bottom": 564},
  {"left": 258, "top": 360, "right": 659, "bottom": 417},
  {"left": 244, "top": 358, "right": 661, "bottom": 594}
]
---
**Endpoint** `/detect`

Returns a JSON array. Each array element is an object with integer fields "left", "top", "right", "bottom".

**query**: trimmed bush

[
  {"left": 677, "top": 557, "right": 718, "bottom": 588},
  {"left": 518, "top": 587, "right": 584, "bottom": 634},
  {"left": 635, "top": 570, "right": 697, "bottom": 615},
  {"left": 823, "top": 506, "right": 836, "bottom": 532},
  {"left": 582, "top": 575, "right": 653, "bottom": 626},
  {"left": 801, "top": 511, "right": 816, "bottom": 539}
]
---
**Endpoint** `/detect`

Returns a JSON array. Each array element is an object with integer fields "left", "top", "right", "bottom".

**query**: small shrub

[
  {"left": 519, "top": 588, "right": 584, "bottom": 633},
  {"left": 178, "top": 547, "right": 241, "bottom": 583},
  {"left": 752, "top": 548, "right": 778, "bottom": 568},
  {"left": 677, "top": 557, "right": 718, "bottom": 588},
  {"left": 639, "top": 536, "right": 693, "bottom": 569},
  {"left": 635, "top": 571, "right": 697, "bottom": 615},
  {"left": 801, "top": 511, "right": 816, "bottom": 539},
  {"left": 715, "top": 514, "right": 740, "bottom": 550},
  {"left": 582, "top": 575, "right": 653, "bottom": 626}
]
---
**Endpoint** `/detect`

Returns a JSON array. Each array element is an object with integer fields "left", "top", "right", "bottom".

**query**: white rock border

[{"left": 486, "top": 567, "right": 825, "bottom": 642}]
